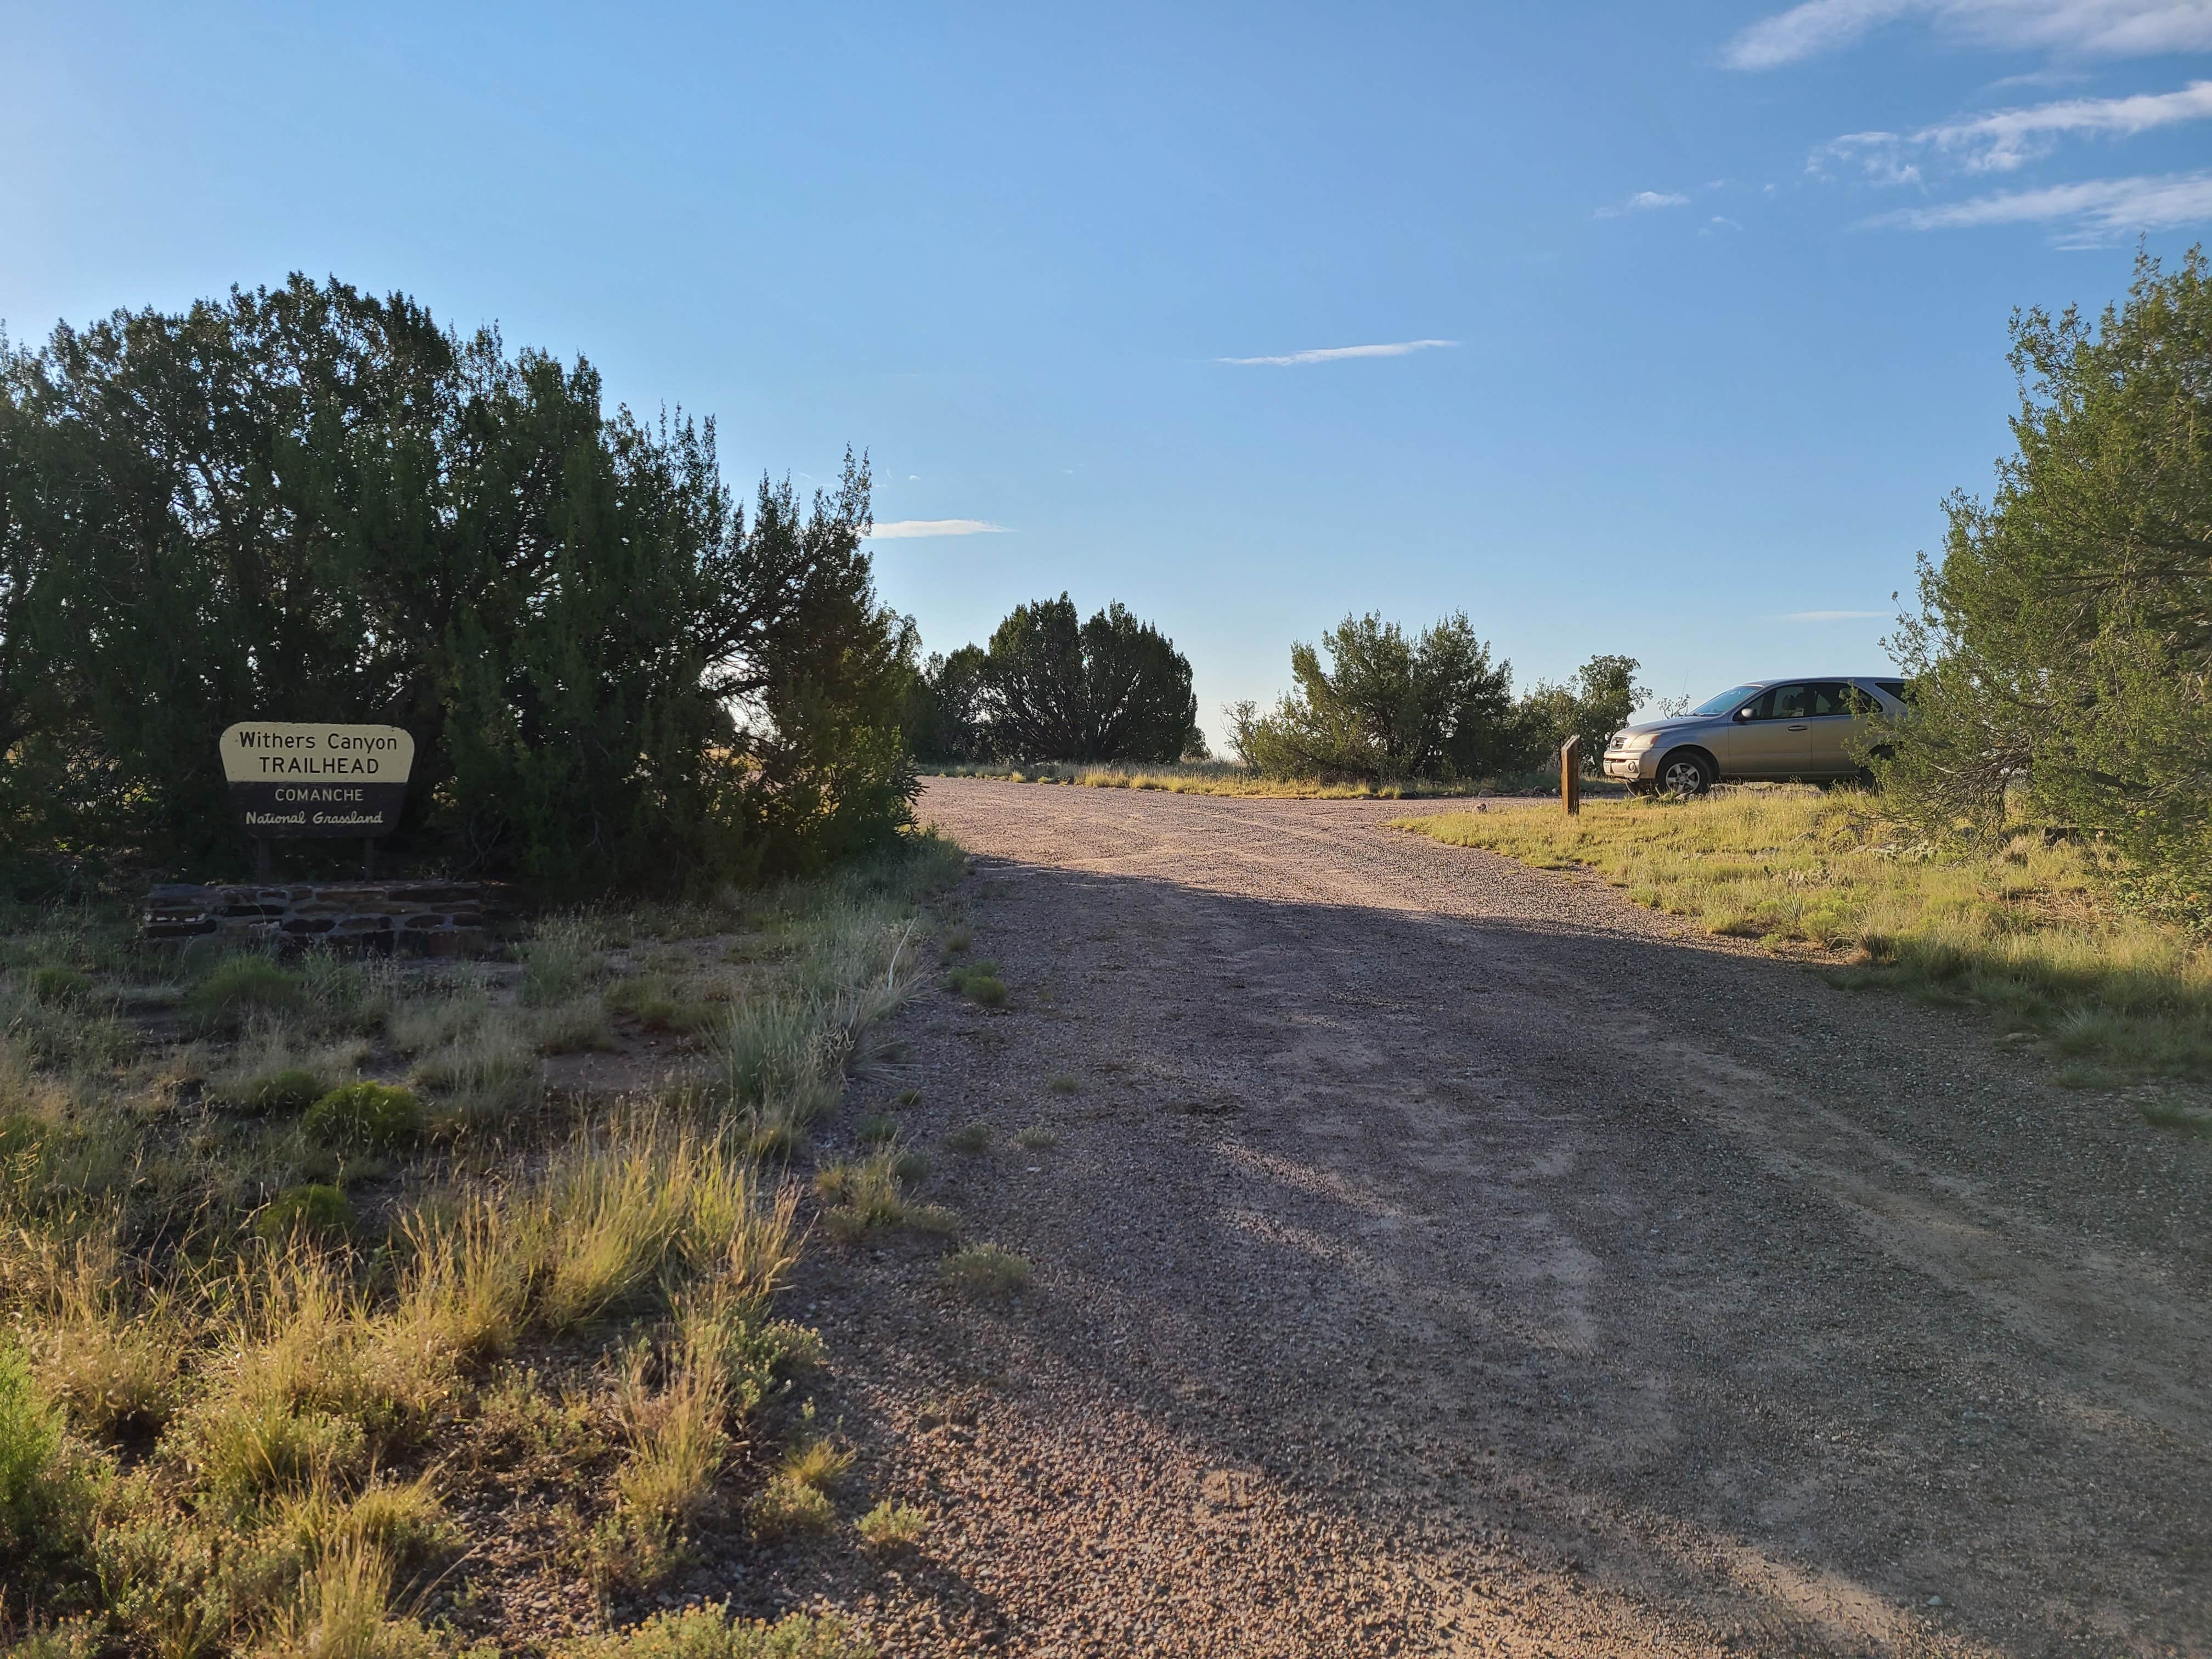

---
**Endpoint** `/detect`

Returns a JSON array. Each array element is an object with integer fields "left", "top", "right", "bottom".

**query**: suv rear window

[{"left": 1875, "top": 679, "right": 1914, "bottom": 706}]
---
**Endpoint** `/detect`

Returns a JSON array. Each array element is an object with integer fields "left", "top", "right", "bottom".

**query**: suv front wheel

[{"left": 1656, "top": 749, "right": 1715, "bottom": 796}]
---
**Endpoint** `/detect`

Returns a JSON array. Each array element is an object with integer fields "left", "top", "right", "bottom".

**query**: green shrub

[
  {"left": 187, "top": 957, "right": 305, "bottom": 1024},
  {"left": 854, "top": 1114, "right": 899, "bottom": 1145},
  {"left": 255, "top": 1184, "right": 356, "bottom": 1243},
  {"left": 555, "top": 1606, "right": 873, "bottom": 1659},
  {"left": 945, "top": 963, "right": 1006, "bottom": 1007},
  {"left": 27, "top": 967, "right": 91, "bottom": 1006},
  {"left": 944, "top": 1121, "right": 991, "bottom": 1154},
  {"left": 304, "top": 1083, "right": 422, "bottom": 1152},
  {"left": 220, "top": 1066, "right": 325, "bottom": 1116}
]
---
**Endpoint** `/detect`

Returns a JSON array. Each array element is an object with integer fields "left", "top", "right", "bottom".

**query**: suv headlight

[{"left": 1616, "top": 731, "right": 1657, "bottom": 752}]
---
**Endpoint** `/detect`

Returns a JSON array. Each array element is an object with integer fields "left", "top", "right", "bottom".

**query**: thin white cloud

[
  {"left": 1594, "top": 190, "right": 1692, "bottom": 218},
  {"left": 1927, "top": 77, "right": 2212, "bottom": 167},
  {"left": 865, "top": 518, "right": 1011, "bottom": 539},
  {"left": 1216, "top": 339, "right": 1458, "bottom": 366},
  {"left": 1703, "top": 215, "right": 1748, "bottom": 232},
  {"left": 1728, "top": 0, "right": 2212, "bottom": 71},
  {"left": 1864, "top": 167, "right": 2212, "bottom": 238},
  {"left": 1774, "top": 608, "right": 1891, "bottom": 621},
  {"left": 1815, "top": 79, "right": 2212, "bottom": 180}
]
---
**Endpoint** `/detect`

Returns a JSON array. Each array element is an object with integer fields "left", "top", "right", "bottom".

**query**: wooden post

[{"left": 1561, "top": 735, "right": 1582, "bottom": 816}]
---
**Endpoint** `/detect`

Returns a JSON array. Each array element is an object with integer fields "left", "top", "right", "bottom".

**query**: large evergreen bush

[{"left": 0, "top": 277, "right": 914, "bottom": 891}]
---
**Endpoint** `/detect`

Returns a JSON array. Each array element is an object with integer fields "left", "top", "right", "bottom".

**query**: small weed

[
  {"left": 1046, "top": 1075, "right": 1078, "bottom": 1095},
  {"left": 305, "top": 1082, "right": 422, "bottom": 1152},
  {"left": 949, "top": 970, "right": 1007, "bottom": 1008},
  {"left": 895, "top": 1088, "right": 921, "bottom": 1107},
  {"left": 855, "top": 1498, "right": 927, "bottom": 1550},
  {"left": 2055, "top": 1060, "right": 2120, "bottom": 1091},
  {"left": 778, "top": 1436, "right": 853, "bottom": 1492},
  {"left": 747, "top": 1474, "right": 836, "bottom": 1538},
  {"left": 944, "top": 1121, "right": 991, "bottom": 1154},
  {"left": 900, "top": 1203, "right": 962, "bottom": 1237},
  {"left": 941, "top": 926, "right": 972, "bottom": 955},
  {"left": 2139, "top": 1098, "right": 2212, "bottom": 1137},
  {"left": 1013, "top": 1126, "right": 1058, "bottom": 1150},
  {"left": 854, "top": 1114, "right": 899, "bottom": 1145},
  {"left": 938, "top": 1243, "right": 1031, "bottom": 1297}
]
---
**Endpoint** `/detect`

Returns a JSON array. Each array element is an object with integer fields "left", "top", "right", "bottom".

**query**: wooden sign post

[
  {"left": 220, "top": 723, "right": 415, "bottom": 879},
  {"left": 1560, "top": 735, "right": 1582, "bottom": 816}
]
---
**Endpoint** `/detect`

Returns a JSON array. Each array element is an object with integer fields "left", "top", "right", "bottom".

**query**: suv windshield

[{"left": 1689, "top": 684, "right": 1763, "bottom": 717}]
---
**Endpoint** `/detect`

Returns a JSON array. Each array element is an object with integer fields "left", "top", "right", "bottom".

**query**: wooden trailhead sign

[{"left": 221, "top": 723, "right": 415, "bottom": 840}]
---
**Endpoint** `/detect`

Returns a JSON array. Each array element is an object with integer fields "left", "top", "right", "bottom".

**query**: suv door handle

[{"left": 1786, "top": 723, "right": 1809, "bottom": 730}]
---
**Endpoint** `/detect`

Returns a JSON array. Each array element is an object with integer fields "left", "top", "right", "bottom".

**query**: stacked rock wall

[{"left": 144, "top": 882, "right": 506, "bottom": 955}]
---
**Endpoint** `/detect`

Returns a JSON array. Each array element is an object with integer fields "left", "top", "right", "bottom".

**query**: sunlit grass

[{"left": 1396, "top": 788, "right": 2212, "bottom": 1077}]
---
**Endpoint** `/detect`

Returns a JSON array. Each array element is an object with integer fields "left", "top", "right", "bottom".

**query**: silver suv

[{"left": 1602, "top": 677, "right": 1910, "bottom": 795}]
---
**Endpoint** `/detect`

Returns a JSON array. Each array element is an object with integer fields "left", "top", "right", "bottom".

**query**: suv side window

[
  {"left": 1748, "top": 684, "right": 1812, "bottom": 720},
  {"left": 1807, "top": 682, "right": 1858, "bottom": 716}
]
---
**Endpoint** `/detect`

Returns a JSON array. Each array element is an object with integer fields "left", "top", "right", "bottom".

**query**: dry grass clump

[
  {"left": 944, "top": 1121, "right": 992, "bottom": 1154},
  {"left": 554, "top": 1605, "right": 873, "bottom": 1659},
  {"left": 1013, "top": 1126, "right": 1058, "bottom": 1150},
  {"left": 938, "top": 1244, "right": 1031, "bottom": 1298},
  {"left": 1398, "top": 790, "right": 2212, "bottom": 1078}
]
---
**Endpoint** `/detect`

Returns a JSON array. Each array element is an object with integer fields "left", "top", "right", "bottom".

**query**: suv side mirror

[{"left": 1733, "top": 707, "right": 1753, "bottom": 723}]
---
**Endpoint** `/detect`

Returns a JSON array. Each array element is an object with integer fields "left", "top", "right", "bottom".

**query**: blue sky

[{"left": 5, "top": 2, "right": 2210, "bottom": 738}]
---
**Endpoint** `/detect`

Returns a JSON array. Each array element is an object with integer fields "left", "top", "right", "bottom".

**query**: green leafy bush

[
  {"left": 0, "top": 276, "right": 915, "bottom": 893},
  {"left": 254, "top": 1184, "right": 356, "bottom": 1243},
  {"left": 304, "top": 1082, "right": 422, "bottom": 1152}
]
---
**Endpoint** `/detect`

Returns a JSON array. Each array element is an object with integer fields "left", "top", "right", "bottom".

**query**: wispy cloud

[
  {"left": 1216, "top": 339, "right": 1458, "bottom": 366},
  {"left": 1864, "top": 167, "right": 2212, "bottom": 239},
  {"left": 865, "top": 518, "right": 1011, "bottom": 539},
  {"left": 1594, "top": 190, "right": 1691, "bottom": 218},
  {"left": 1815, "top": 79, "right": 2212, "bottom": 180},
  {"left": 1774, "top": 609, "right": 1892, "bottom": 621},
  {"left": 1728, "top": 1, "right": 2212, "bottom": 71}
]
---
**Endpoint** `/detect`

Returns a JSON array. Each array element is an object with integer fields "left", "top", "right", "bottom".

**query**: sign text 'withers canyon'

[{"left": 219, "top": 723, "right": 416, "bottom": 838}]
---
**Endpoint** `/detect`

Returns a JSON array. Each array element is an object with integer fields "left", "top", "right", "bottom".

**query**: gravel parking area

[{"left": 760, "top": 781, "right": 2209, "bottom": 1657}]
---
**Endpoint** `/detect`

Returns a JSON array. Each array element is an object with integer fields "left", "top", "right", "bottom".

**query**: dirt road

[{"left": 781, "top": 781, "right": 2209, "bottom": 1657}]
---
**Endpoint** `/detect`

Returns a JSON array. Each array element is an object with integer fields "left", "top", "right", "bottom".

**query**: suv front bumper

[{"left": 1602, "top": 748, "right": 1655, "bottom": 781}]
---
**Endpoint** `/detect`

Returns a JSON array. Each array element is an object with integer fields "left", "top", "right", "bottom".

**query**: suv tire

[{"left": 1657, "top": 749, "right": 1715, "bottom": 797}]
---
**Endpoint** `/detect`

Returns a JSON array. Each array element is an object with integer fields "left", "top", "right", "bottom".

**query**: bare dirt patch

[{"left": 764, "top": 781, "right": 2207, "bottom": 1657}]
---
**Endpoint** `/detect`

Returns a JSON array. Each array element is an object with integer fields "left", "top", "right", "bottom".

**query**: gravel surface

[{"left": 761, "top": 781, "right": 2210, "bottom": 1657}]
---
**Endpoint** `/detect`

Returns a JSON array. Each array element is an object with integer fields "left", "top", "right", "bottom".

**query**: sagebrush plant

[
  {"left": 1398, "top": 789, "right": 2212, "bottom": 1077},
  {"left": 0, "top": 826, "right": 966, "bottom": 1651}
]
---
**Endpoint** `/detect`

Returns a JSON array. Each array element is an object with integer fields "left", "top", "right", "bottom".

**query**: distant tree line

[
  {"left": 1224, "top": 613, "right": 1643, "bottom": 786},
  {"left": 0, "top": 276, "right": 915, "bottom": 894},
  {"left": 902, "top": 594, "right": 1202, "bottom": 764},
  {"left": 1877, "top": 246, "right": 2212, "bottom": 916}
]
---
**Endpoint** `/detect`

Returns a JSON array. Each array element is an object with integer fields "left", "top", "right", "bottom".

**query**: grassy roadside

[
  {"left": 1394, "top": 790, "right": 2212, "bottom": 1090},
  {"left": 0, "top": 832, "right": 969, "bottom": 1659},
  {"left": 922, "top": 760, "right": 1585, "bottom": 800}
]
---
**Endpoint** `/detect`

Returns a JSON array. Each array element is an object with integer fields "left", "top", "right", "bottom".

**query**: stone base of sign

[{"left": 143, "top": 881, "right": 509, "bottom": 956}]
